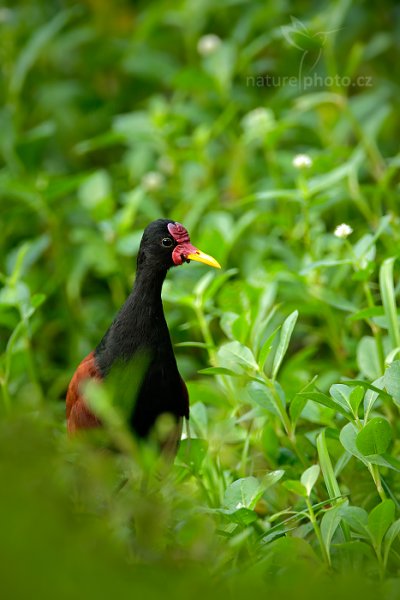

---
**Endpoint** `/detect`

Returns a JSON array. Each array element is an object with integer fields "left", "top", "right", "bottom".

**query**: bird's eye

[{"left": 161, "top": 237, "right": 173, "bottom": 248}]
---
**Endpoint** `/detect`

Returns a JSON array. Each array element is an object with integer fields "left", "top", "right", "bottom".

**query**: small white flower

[
  {"left": 235, "top": 502, "right": 244, "bottom": 509},
  {"left": 197, "top": 34, "right": 221, "bottom": 56},
  {"left": 334, "top": 223, "right": 353, "bottom": 238},
  {"left": 293, "top": 154, "right": 313, "bottom": 169},
  {"left": 141, "top": 171, "right": 164, "bottom": 191},
  {"left": 242, "top": 107, "right": 275, "bottom": 132}
]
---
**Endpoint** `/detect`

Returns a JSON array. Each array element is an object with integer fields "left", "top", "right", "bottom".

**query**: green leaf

[
  {"left": 247, "top": 381, "right": 282, "bottom": 416},
  {"left": 364, "top": 376, "right": 385, "bottom": 421},
  {"left": 348, "top": 307, "right": 385, "bottom": 322},
  {"left": 340, "top": 506, "right": 369, "bottom": 536},
  {"left": 10, "top": 10, "right": 75, "bottom": 96},
  {"left": 356, "top": 417, "right": 392, "bottom": 456},
  {"left": 383, "top": 519, "right": 400, "bottom": 567},
  {"left": 223, "top": 476, "right": 264, "bottom": 510},
  {"left": 321, "top": 504, "right": 342, "bottom": 562},
  {"left": 317, "top": 430, "right": 342, "bottom": 500},
  {"left": 299, "top": 391, "right": 349, "bottom": 418},
  {"left": 368, "top": 500, "right": 395, "bottom": 552},
  {"left": 289, "top": 393, "right": 308, "bottom": 424},
  {"left": 262, "top": 470, "right": 284, "bottom": 490},
  {"left": 198, "top": 367, "right": 239, "bottom": 376},
  {"left": 283, "top": 480, "right": 307, "bottom": 497},
  {"left": 258, "top": 327, "right": 280, "bottom": 372},
  {"left": 272, "top": 310, "right": 298, "bottom": 379},
  {"left": 217, "top": 507, "right": 258, "bottom": 526},
  {"left": 349, "top": 386, "right": 364, "bottom": 417},
  {"left": 329, "top": 384, "right": 354, "bottom": 414},
  {"left": 177, "top": 438, "right": 208, "bottom": 473},
  {"left": 384, "top": 360, "right": 400, "bottom": 406},
  {"left": 339, "top": 422, "right": 368, "bottom": 465},
  {"left": 379, "top": 257, "right": 400, "bottom": 349},
  {"left": 300, "top": 465, "right": 320, "bottom": 497},
  {"left": 357, "top": 337, "right": 382, "bottom": 380},
  {"left": 217, "top": 341, "right": 259, "bottom": 374}
]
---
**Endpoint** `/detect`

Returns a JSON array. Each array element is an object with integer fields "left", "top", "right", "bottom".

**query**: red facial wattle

[{"left": 167, "top": 222, "right": 221, "bottom": 269}]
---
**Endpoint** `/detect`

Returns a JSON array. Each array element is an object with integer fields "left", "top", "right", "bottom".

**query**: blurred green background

[{"left": 1, "top": 0, "right": 400, "bottom": 598}]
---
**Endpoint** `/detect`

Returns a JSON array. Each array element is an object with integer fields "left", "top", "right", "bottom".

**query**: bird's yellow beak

[{"left": 186, "top": 249, "right": 221, "bottom": 269}]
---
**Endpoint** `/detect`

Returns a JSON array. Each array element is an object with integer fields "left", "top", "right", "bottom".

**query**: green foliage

[{"left": 1, "top": 0, "right": 400, "bottom": 598}]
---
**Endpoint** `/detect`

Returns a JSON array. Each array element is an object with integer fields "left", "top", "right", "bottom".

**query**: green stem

[
  {"left": 194, "top": 303, "right": 216, "bottom": 364},
  {"left": 0, "top": 380, "right": 11, "bottom": 414},
  {"left": 306, "top": 497, "right": 330, "bottom": 567},
  {"left": 362, "top": 281, "right": 385, "bottom": 373},
  {"left": 263, "top": 376, "right": 307, "bottom": 468},
  {"left": 369, "top": 464, "right": 387, "bottom": 501}
]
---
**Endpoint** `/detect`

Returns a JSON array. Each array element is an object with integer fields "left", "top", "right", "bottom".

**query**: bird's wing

[{"left": 66, "top": 351, "right": 102, "bottom": 434}]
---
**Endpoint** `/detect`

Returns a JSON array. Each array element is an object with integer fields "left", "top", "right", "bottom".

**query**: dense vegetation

[{"left": 1, "top": 1, "right": 399, "bottom": 598}]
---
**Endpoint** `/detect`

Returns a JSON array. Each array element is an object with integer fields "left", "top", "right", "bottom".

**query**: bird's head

[{"left": 138, "top": 219, "right": 221, "bottom": 271}]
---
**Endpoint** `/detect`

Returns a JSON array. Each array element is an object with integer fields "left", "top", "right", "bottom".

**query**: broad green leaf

[
  {"left": 300, "top": 465, "right": 320, "bottom": 497},
  {"left": 223, "top": 476, "right": 263, "bottom": 511},
  {"left": 217, "top": 507, "right": 258, "bottom": 526},
  {"left": 217, "top": 341, "right": 259, "bottom": 374},
  {"left": 340, "top": 506, "right": 369, "bottom": 536},
  {"left": 220, "top": 312, "right": 240, "bottom": 340},
  {"left": 283, "top": 480, "right": 307, "bottom": 497},
  {"left": 262, "top": 470, "right": 284, "bottom": 490},
  {"left": 384, "top": 360, "right": 400, "bottom": 406},
  {"left": 356, "top": 417, "right": 392, "bottom": 456},
  {"left": 363, "top": 453, "right": 400, "bottom": 472},
  {"left": 339, "top": 422, "right": 368, "bottom": 465},
  {"left": 272, "top": 310, "right": 298, "bottom": 379},
  {"left": 247, "top": 381, "right": 284, "bottom": 416},
  {"left": 300, "top": 391, "right": 348, "bottom": 417},
  {"left": 348, "top": 386, "right": 364, "bottom": 418},
  {"left": 321, "top": 504, "right": 342, "bottom": 562},
  {"left": 357, "top": 337, "right": 382, "bottom": 380},
  {"left": 329, "top": 384, "right": 353, "bottom": 414},
  {"left": 289, "top": 393, "right": 308, "bottom": 424},
  {"left": 367, "top": 500, "right": 395, "bottom": 552},
  {"left": 289, "top": 376, "right": 318, "bottom": 425},
  {"left": 383, "top": 519, "right": 400, "bottom": 567}
]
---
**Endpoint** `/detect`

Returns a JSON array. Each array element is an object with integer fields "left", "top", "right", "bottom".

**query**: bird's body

[{"left": 66, "top": 219, "right": 220, "bottom": 445}]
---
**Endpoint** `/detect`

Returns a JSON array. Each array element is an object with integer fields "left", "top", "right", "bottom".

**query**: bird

[{"left": 66, "top": 219, "right": 221, "bottom": 451}]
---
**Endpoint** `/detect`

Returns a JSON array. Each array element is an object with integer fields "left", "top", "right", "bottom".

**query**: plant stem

[
  {"left": 306, "top": 497, "right": 330, "bottom": 567},
  {"left": 369, "top": 464, "right": 387, "bottom": 501}
]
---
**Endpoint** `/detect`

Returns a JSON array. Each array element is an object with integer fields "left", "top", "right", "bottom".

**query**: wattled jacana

[{"left": 66, "top": 219, "right": 220, "bottom": 448}]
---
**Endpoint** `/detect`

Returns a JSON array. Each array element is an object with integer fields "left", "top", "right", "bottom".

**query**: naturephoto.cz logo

[{"left": 246, "top": 16, "right": 373, "bottom": 90}]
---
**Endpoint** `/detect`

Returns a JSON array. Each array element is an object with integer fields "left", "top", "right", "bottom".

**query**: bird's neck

[
  {"left": 131, "top": 265, "right": 167, "bottom": 311},
  {"left": 95, "top": 265, "right": 171, "bottom": 373}
]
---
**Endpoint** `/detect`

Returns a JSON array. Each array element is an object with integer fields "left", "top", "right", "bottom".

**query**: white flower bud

[
  {"left": 293, "top": 154, "right": 313, "bottom": 169},
  {"left": 197, "top": 34, "right": 221, "bottom": 56},
  {"left": 141, "top": 171, "right": 164, "bottom": 191},
  {"left": 334, "top": 223, "right": 353, "bottom": 238}
]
